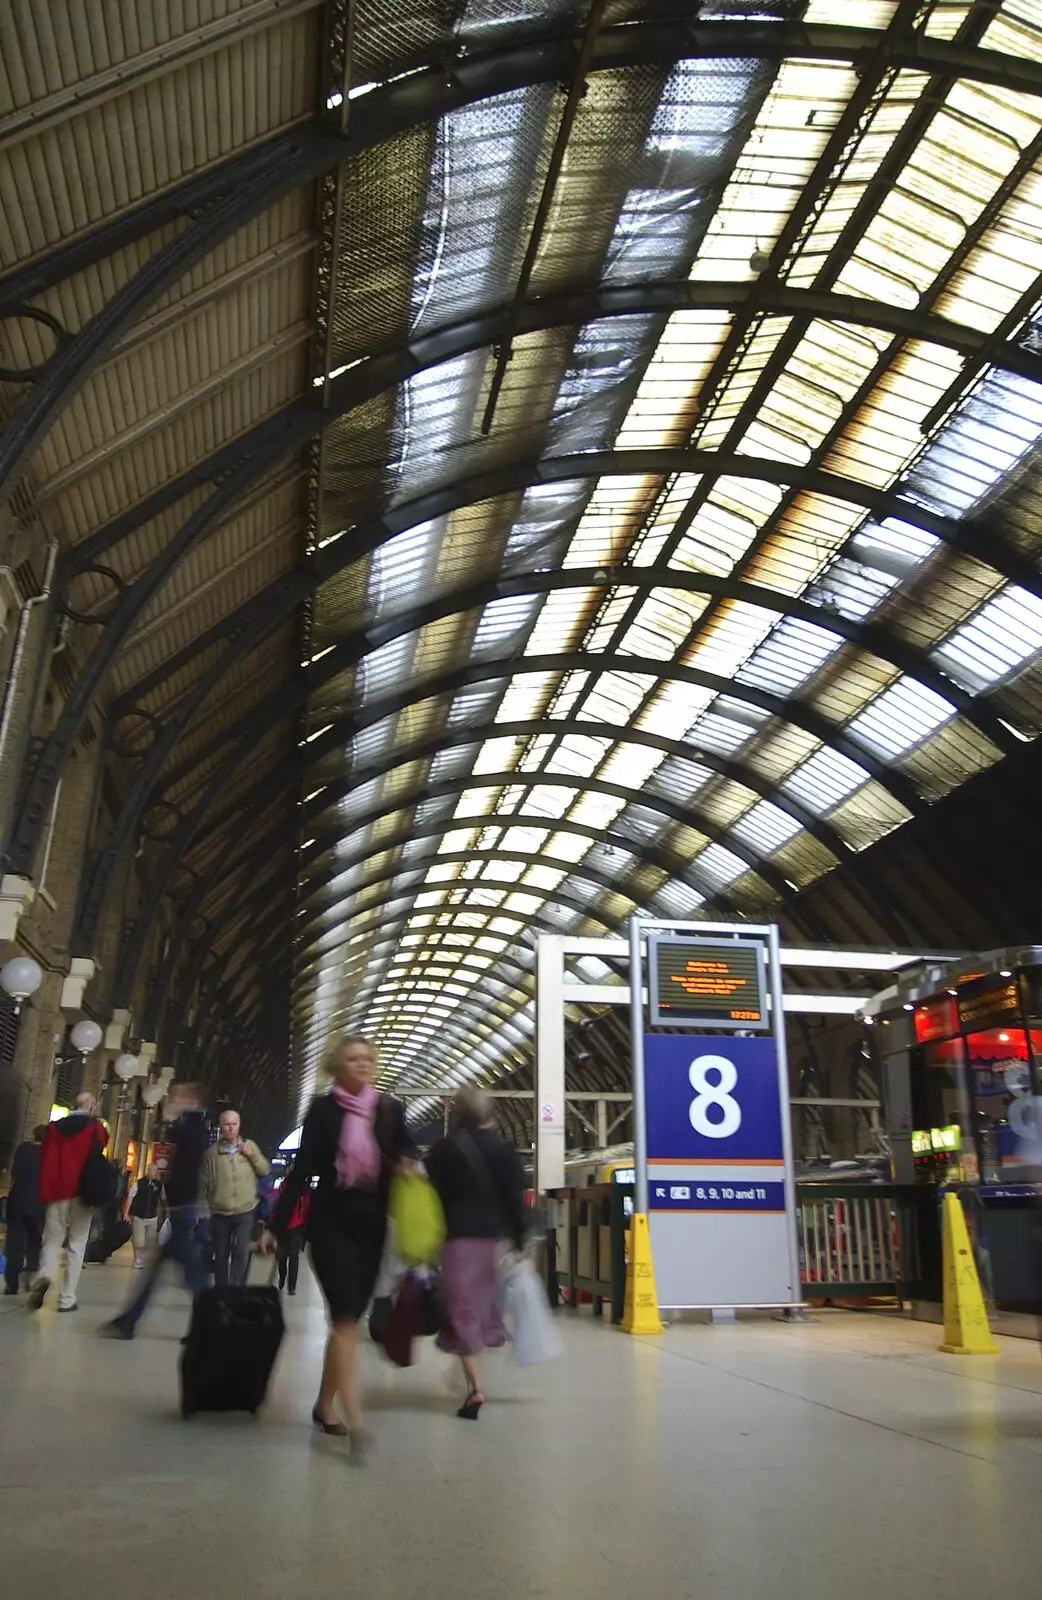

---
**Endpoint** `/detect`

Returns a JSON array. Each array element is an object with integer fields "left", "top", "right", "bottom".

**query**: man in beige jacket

[{"left": 200, "top": 1109, "right": 270, "bottom": 1287}]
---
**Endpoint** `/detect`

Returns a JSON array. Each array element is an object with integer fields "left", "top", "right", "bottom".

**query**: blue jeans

[{"left": 116, "top": 1205, "right": 211, "bottom": 1332}]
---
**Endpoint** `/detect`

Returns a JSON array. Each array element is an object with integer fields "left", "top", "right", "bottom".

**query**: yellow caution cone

[
  {"left": 939, "top": 1190, "right": 999, "bottom": 1355},
  {"left": 621, "top": 1212, "right": 665, "bottom": 1335}
]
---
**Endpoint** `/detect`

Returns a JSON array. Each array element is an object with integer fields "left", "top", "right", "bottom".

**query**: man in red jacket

[{"left": 29, "top": 1093, "right": 108, "bottom": 1313}]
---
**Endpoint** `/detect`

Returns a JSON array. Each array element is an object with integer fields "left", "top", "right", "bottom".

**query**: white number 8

[{"left": 689, "top": 1055, "right": 742, "bottom": 1140}]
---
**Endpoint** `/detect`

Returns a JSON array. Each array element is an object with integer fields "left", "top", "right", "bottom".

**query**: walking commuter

[
  {"left": 28, "top": 1094, "right": 109, "bottom": 1313},
  {"left": 3, "top": 1125, "right": 46, "bottom": 1295},
  {"left": 99, "top": 1084, "right": 211, "bottom": 1340},
  {"left": 127, "top": 1163, "right": 164, "bottom": 1269},
  {"left": 200, "top": 1110, "right": 270, "bottom": 1287},
  {"left": 261, "top": 1035, "right": 414, "bottom": 1456},
  {"left": 276, "top": 1157, "right": 308, "bottom": 1295},
  {"left": 426, "top": 1088, "right": 529, "bottom": 1420}
]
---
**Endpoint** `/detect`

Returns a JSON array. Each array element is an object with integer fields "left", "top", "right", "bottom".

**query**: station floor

[{"left": 1, "top": 1255, "right": 1041, "bottom": 1600}]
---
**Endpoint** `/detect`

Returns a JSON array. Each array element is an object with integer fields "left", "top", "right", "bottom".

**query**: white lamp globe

[
  {"left": 141, "top": 1082, "right": 164, "bottom": 1107},
  {"left": 70, "top": 1018, "right": 103, "bottom": 1053},
  {"left": 114, "top": 1053, "right": 140, "bottom": 1081},
  {"left": 0, "top": 955, "right": 43, "bottom": 1002}
]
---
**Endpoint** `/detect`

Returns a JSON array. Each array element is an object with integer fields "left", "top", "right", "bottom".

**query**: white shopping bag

[
  {"left": 507, "top": 1257, "right": 563, "bottom": 1366},
  {"left": 373, "top": 1219, "right": 404, "bottom": 1300}
]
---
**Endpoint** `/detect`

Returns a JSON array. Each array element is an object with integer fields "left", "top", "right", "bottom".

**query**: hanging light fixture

[
  {"left": 0, "top": 955, "right": 43, "bottom": 1012},
  {"left": 70, "top": 1018, "right": 103, "bottom": 1053}
]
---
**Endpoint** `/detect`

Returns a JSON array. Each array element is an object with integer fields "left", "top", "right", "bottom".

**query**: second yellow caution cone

[
  {"left": 939, "top": 1190, "right": 999, "bottom": 1356},
  {"left": 621, "top": 1213, "right": 665, "bottom": 1335}
]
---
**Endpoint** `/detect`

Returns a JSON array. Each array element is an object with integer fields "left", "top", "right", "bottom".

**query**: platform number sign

[
  {"left": 645, "top": 1034, "right": 783, "bottom": 1165},
  {"left": 635, "top": 921, "right": 798, "bottom": 1311},
  {"left": 688, "top": 1055, "right": 742, "bottom": 1140}
]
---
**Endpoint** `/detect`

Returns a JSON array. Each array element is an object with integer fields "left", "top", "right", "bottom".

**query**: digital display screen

[{"left": 648, "top": 936, "right": 769, "bottom": 1031}]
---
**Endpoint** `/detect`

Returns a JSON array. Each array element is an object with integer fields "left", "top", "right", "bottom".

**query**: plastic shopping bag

[
  {"left": 507, "top": 1257, "right": 563, "bottom": 1366},
  {"left": 388, "top": 1173, "right": 446, "bottom": 1266},
  {"left": 157, "top": 1218, "right": 172, "bottom": 1248}
]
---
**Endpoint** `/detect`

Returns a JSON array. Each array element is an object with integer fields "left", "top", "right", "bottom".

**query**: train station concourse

[
  {"left": 1, "top": 1258, "right": 1042, "bottom": 1600},
  {"left": 5, "top": 3, "right": 1042, "bottom": 1595}
]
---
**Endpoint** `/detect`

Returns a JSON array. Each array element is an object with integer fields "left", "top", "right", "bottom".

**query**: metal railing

[
  {"left": 544, "top": 1181, "right": 931, "bottom": 1316},
  {"left": 796, "top": 1184, "right": 923, "bottom": 1299}
]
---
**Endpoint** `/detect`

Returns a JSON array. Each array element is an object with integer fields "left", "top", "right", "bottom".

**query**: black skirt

[{"left": 307, "top": 1194, "right": 387, "bottom": 1323}]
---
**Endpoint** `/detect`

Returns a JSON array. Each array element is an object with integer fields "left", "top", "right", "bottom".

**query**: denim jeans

[
  {"left": 116, "top": 1204, "right": 211, "bottom": 1332},
  {"left": 211, "top": 1211, "right": 253, "bottom": 1288}
]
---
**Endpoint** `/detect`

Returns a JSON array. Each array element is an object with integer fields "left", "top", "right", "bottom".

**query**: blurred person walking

[
  {"left": 99, "top": 1084, "right": 211, "bottom": 1340},
  {"left": 200, "top": 1110, "right": 270, "bottom": 1287},
  {"left": 276, "top": 1157, "right": 308, "bottom": 1295},
  {"left": 127, "top": 1162, "right": 164, "bottom": 1269},
  {"left": 3, "top": 1124, "right": 46, "bottom": 1295},
  {"left": 426, "top": 1089, "right": 529, "bottom": 1419},
  {"left": 261, "top": 1035, "right": 414, "bottom": 1457},
  {"left": 29, "top": 1094, "right": 109, "bottom": 1313}
]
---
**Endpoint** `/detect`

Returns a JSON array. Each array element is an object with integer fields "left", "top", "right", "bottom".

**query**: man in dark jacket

[
  {"left": 29, "top": 1093, "right": 108, "bottom": 1313},
  {"left": 3, "top": 1124, "right": 46, "bottom": 1295},
  {"left": 100, "top": 1083, "right": 212, "bottom": 1340}
]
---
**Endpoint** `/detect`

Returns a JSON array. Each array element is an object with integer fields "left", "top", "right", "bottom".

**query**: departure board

[{"left": 648, "top": 935, "right": 769, "bottom": 1031}]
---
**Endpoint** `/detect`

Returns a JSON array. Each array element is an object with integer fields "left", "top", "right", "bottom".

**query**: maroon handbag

[
  {"left": 382, "top": 1270, "right": 442, "bottom": 1367},
  {"left": 384, "top": 1271, "right": 424, "bottom": 1367}
]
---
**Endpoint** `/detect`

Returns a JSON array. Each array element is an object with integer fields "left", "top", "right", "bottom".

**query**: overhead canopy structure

[{"left": 4, "top": 1, "right": 1042, "bottom": 1136}]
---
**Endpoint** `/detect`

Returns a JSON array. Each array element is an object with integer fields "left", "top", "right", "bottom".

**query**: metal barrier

[
  {"left": 545, "top": 1183, "right": 632, "bottom": 1323},
  {"left": 796, "top": 1184, "right": 924, "bottom": 1300},
  {"left": 544, "top": 1181, "right": 929, "bottom": 1317}
]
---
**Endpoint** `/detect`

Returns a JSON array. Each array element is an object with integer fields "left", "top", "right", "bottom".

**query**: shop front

[{"left": 876, "top": 952, "right": 1042, "bottom": 1313}]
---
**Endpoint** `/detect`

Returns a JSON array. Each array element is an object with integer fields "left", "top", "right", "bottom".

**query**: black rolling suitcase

[
  {"left": 86, "top": 1218, "right": 132, "bottom": 1262},
  {"left": 180, "top": 1261, "right": 284, "bottom": 1417}
]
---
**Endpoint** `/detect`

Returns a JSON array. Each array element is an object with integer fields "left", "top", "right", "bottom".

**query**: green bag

[{"left": 389, "top": 1173, "right": 446, "bottom": 1266}]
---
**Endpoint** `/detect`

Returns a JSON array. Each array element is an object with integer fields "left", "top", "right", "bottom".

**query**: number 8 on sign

[{"left": 688, "top": 1055, "right": 742, "bottom": 1139}]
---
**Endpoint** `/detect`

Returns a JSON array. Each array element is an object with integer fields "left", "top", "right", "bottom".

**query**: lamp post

[{"left": 0, "top": 955, "right": 42, "bottom": 1014}]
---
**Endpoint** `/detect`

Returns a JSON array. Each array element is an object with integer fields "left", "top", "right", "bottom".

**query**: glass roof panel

[{"left": 293, "top": 7, "right": 1042, "bottom": 1114}]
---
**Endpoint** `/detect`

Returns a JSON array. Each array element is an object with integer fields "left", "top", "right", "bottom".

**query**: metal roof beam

[
  {"left": 301, "top": 715, "right": 849, "bottom": 858},
  {"left": 5, "top": 18, "right": 1042, "bottom": 312},
  {"left": 298, "top": 767, "right": 800, "bottom": 899}
]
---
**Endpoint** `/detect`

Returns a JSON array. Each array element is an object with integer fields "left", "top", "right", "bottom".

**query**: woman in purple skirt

[{"left": 426, "top": 1089, "right": 529, "bottom": 1419}]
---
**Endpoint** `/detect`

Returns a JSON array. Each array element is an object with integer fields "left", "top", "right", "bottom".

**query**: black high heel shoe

[
  {"left": 312, "top": 1407, "right": 349, "bottom": 1437},
  {"left": 457, "top": 1388, "right": 484, "bottom": 1421}
]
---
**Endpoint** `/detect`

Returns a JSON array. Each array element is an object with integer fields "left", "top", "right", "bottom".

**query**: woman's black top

[
  {"left": 425, "top": 1125, "right": 529, "bottom": 1249},
  {"left": 271, "top": 1092, "right": 414, "bottom": 1238}
]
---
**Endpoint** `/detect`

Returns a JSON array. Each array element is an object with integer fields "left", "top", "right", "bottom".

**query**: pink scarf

[{"left": 331, "top": 1082, "right": 380, "bottom": 1190}]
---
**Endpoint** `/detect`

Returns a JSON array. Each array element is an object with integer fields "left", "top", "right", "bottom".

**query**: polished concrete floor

[{"left": 1, "top": 1249, "right": 1041, "bottom": 1600}]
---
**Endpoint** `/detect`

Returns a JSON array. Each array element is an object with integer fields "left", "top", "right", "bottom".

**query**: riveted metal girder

[
  {"left": 8, "top": 292, "right": 1035, "bottom": 887},
  {"left": 143, "top": 841, "right": 297, "bottom": 1040},
  {"left": 19, "top": 16, "right": 1025, "bottom": 501},
  {"left": 3, "top": 15, "right": 1042, "bottom": 319},
  {"left": 295, "top": 808, "right": 770, "bottom": 942},
  {"left": 159, "top": 543, "right": 1007, "bottom": 809},
  {"left": 299, "top": 767, "right": 798, "bottom": 898}
]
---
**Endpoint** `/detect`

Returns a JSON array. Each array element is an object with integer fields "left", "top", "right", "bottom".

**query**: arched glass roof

[{"left": 290, "top": 0, "right": 1042, "bottom": 1115}]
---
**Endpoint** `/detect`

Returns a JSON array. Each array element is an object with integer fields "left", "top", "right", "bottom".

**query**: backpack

[{"left": 78, "top": 1147, "right": 121, "bottom": 1208}]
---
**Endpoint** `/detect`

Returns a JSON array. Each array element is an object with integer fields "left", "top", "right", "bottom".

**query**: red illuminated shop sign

[{"left": 913, "top": 996, "right": 959, "bottom": 1043}]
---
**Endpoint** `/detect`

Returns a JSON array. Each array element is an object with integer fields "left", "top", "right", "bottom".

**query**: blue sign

[
  {"left": 644, "top": 1033, "right": 783, "bottom": 1164},
  {"left": 650, "top": 1180, "right": 785, "bottom": 1213}
]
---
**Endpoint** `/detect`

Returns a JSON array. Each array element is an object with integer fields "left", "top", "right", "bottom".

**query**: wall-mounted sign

[
  {"left": 647, "top": 935, "right": 768, "bottom": 1031},
  {"left": 913, "top": 995, "right": 959, "bottom": 1043},
  {"left": 956, "top": 977, "right": 1020, "bottom": 1031}
]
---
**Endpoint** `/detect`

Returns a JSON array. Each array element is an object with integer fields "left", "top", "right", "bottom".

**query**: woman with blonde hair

[
  {"left": 263, "top": 1035, "right": 414, "bottom": 1456},
  {"left": 426, "top": 1086, "right": 529, "bottom": 1419}
]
